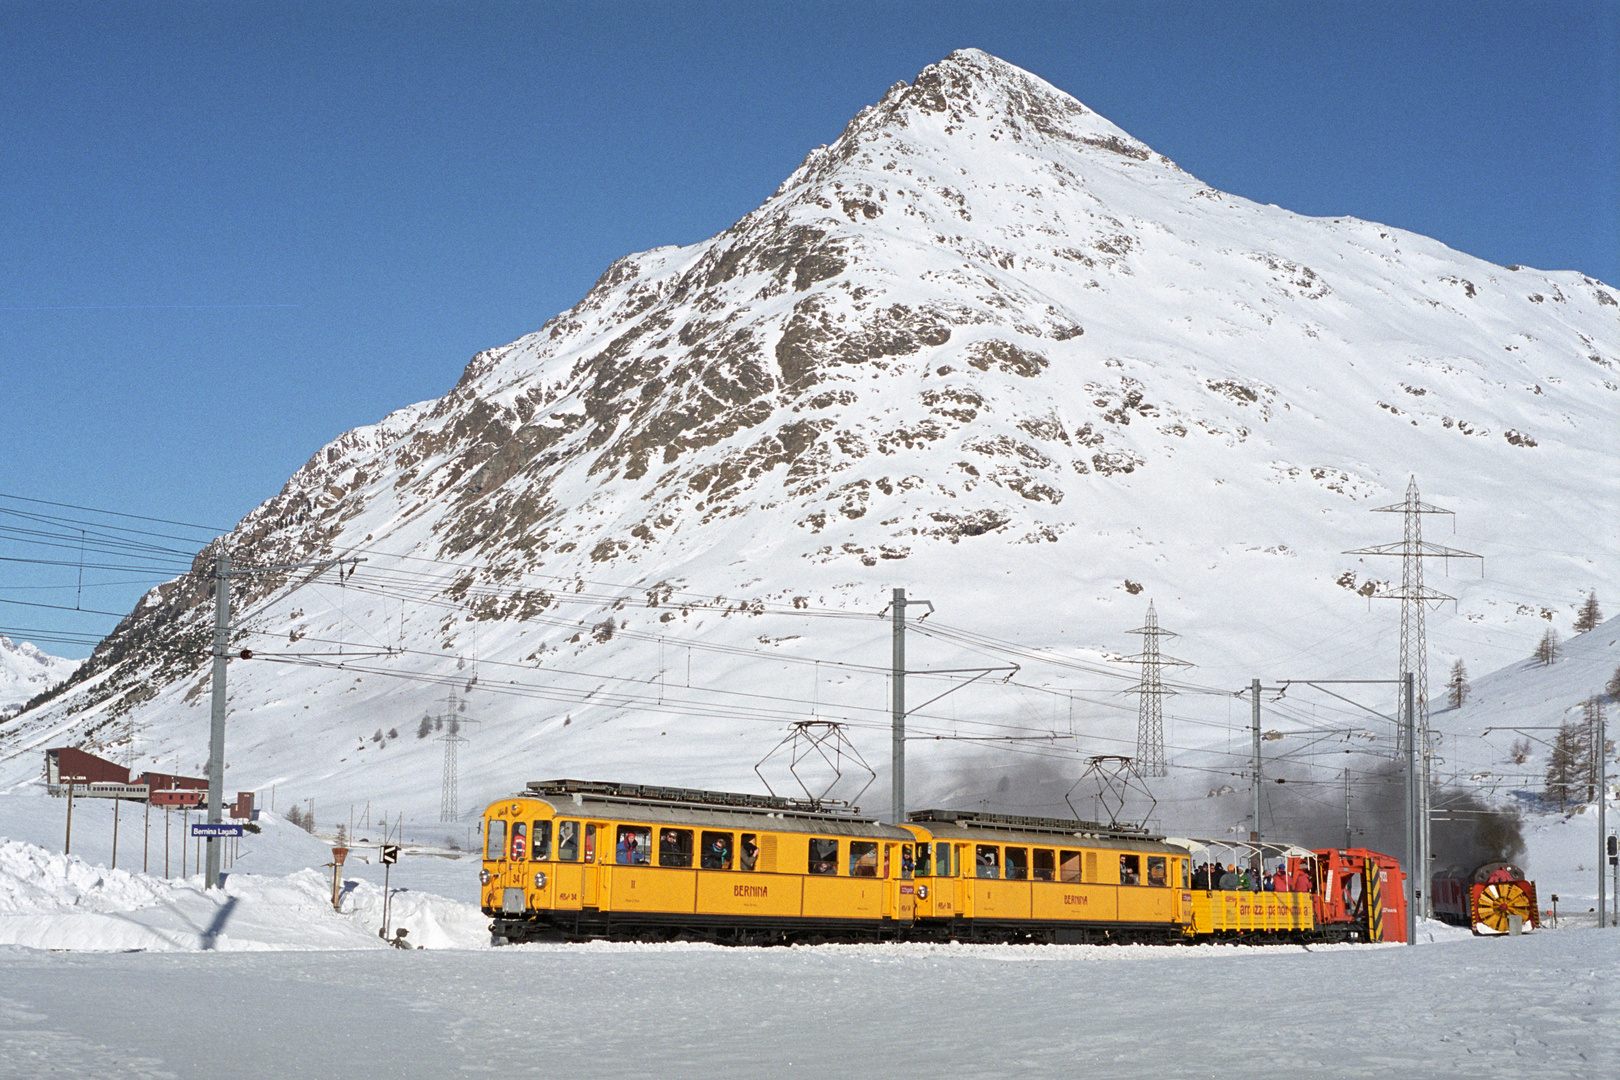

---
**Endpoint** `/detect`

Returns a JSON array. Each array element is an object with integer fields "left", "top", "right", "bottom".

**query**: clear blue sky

[{"left": 3, "top": 1, "right": 1617, "bottom": 658}]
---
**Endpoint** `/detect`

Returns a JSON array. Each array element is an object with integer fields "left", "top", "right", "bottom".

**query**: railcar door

[{"left": 581, "top": 823, "right": 601, "bottom": 909}]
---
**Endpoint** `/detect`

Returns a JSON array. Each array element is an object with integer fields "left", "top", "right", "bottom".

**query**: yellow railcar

[
  {"left": 482, "top": 780, "right": 916, "bottom": 944},
  {"left": 900, "top": 809, "right": 1192, "bottom": 943}
]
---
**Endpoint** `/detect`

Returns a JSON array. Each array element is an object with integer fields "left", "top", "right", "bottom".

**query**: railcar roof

[
  {"left": 495, "top": 781, "right": 910, "bottom": 839},
  {"left": 910, "top": 816, "right": 1181, "bottom": 853}
]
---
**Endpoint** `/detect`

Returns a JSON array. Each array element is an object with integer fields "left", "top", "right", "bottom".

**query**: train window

[
  {"left": 616, "top": 825, "right": 651, "bottom": 865},
  {"left": 808, "top": 838, "right": 838, "bottom": 875},
  {"left": 938, "top": 843, "right": 954, "bottom": 878},
  {"left": 701, "top": 831, "right": 733, "bottom": 869},
  {"left": 1059, "top": 850, "right": 1082, "bottom": 883},
  {"left": 975, "top": 845, "right": 1000, "bottom": 878},
  {"left": 1119, "top": 854, "right": 1141, "bottom": 885},
  {"left": 1147, "top": 856, "right": 1168, "bottom": 887},
  {"left": 849, "top": 841, "right": 879, "bottom": 877},
  {"left": 1004, "top": 847, "right": 1028, "bottom": 880},
  {"left": 883, "top": 845, "right": 891, "bottom": 878},
  {"left": 584, "top": 824, "right": 596, "bottom": 863},
  {"left": 510, "top": 821, "right": 528, "bottom": 861},
  {"left": 485, "top": 819, "right": 506, "bottom": 861},
  {"left": 740, "top": 834, "right": 759, "bottom": 871},
  {"left": 659, "top": 829, "right": 693, "bottom": 868},
  {"left": 1084, "top": 851, "right": 1098, "bottom": 883},
  {"left": 531, "top": 821, "right": 552, "bottom": 861},
  {"left": 556, "top": 821, "right": 579, "bottom": 862},
  {"left": 1032, "top": 849, "right": 1055, "bottom": 882},
  {"left": 900, "top": 844, "right": 913, "bottom": 879},
  {"left": 915, "top": 843, "right": 932, "bottom": 877}
]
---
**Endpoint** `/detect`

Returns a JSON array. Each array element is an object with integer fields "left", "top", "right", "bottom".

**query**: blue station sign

[{"left": 189, "top": 823, "right": 245, "bottom": 837}]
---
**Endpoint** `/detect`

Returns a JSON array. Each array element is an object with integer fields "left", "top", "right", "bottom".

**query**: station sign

[{"left": 189, "top": 823, "right": 245, "bottom": 837}]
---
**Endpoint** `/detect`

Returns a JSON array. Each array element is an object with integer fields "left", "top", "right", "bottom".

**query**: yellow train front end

[{"left": 481, "top": 779, "right": 916, "bottom": 944}]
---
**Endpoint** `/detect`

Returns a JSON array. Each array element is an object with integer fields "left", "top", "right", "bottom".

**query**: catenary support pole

[
  {"left": 1251, "top": 679, "right": 1262, "bottom": 842},
  {"left": 143, "top": 799, "right": 150, "bottom": 873},
  {"left": 64, "top": 781, "right": 74, "bottom": 855},
  {"left": 1344, "top": 768, "right": 1352, "bottom": 850},
  {"left": 1598, "top": 705, "right": 1606, "bottom": 928},
  {"left": 111, "top": 796, "right": 120, "bottom": 869},
  {"left": 205, "top": 549, "right": 230, "bottom": 888},
  {"left": 1405, "top": 672, "right": 1417, "bottom": 946},
  {"left": 891, "top": 587, "right": 906, "bottom": 826}
]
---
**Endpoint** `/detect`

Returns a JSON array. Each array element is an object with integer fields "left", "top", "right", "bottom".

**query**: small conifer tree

[
  {"left": 1575, "top": 590, "right": 1603, "bottom": 633},
  {"left": 1533, "top": 628, "right": 1560, "bottom": 666},
  {"left": 1446, "top": 659, "right": 1469, "bottom": 709},
  {"left": 1607, "top": 665, "right": 1620, "bottom": 701},
  {"left": 1545, "top": 721, "right": 1581, "bottom": 811}
]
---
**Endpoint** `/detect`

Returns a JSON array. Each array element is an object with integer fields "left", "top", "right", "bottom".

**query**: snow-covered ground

[
  {"left": 0, "top": 929, "right": 1612, "bottom": 1078},
  {"left": 0, "top": 793, "right": 487, "bottom": 952}
]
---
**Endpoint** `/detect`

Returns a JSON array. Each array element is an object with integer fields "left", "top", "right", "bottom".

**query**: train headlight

[
  {"left": 534, "top": 871, "right": 547, "bottom": 889},
  {"left": 917, "top": 885, "right": 929, "bottom": 900},
  {"left": 479, "top": 869, "right": 491, "bottom": 885}
]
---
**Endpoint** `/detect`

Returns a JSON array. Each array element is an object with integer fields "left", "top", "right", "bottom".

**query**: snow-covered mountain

[
  {"left": 1, "top": 50, "right": 1615, "bottom": 827},
  {"left": 0, "top": 636, "right": 77, "bottom": 716}
]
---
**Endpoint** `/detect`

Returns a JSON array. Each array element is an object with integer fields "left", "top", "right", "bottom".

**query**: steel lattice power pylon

[
  {"left": 1346, "top": 476, "right": 1480, "bottom": 915},
  {"left": 433, "top": 688, "right": 475, "bottom": 823},
  {"left": 1124, "top": 601, "right": 1191, "bottom": 777}
]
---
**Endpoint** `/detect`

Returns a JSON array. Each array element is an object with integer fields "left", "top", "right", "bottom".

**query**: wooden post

[{"left": 331, "top": 846, "right": 349, "bottom": 910}]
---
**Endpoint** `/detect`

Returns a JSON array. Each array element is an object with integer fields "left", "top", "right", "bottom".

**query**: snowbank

[{"left": 0, "top": 837, "right": 489, "bottom": 952}]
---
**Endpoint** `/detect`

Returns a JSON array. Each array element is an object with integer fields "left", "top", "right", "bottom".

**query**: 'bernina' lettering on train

[
  {"left": 735, "top": 885, "right": 768, "bottom": 897},
  {"left": 1064, "top": 894, "right": 1088, "bottom": 905}
]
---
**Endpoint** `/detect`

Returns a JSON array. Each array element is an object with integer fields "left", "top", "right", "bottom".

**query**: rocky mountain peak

[{"left": 5, "top": 52, "right": 1614, "bottom": 803}]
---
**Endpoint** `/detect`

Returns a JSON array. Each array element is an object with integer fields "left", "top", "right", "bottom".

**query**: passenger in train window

[
  {"left": 900, "top": 845, "right": 913, "bottom": 879},
  {"left": 740, "top": 834, "right": 759, "bottom": 871},
  {"left": 701, "top": 831, "right": 733, "bottom": 869},
  {"left": 849, "top": 841, "right": 879, "bottom": 877},
  {"left": 531, "top": 821, "right": 552, "bottom": 861},
  {"left": 1003, "top": 847, "right": 1028, "bottom": 880},
  {"left": 1218, "top": 864, "right": 1237, "bottom": 890},
  {"left": 809, "top": 838, "right": 838, "bottom": 875},
  {"left": 659, "top": 829, "right": 693, "bottom": 868},
  {"left": 914, "top": 843, "right": 932, "bottom": 877},
  {"left": 1146, "top": 856, "right": 1167, "bottom": 887},
  {"left": 510, "top": 821, "right": 528, "bottom": 861},
  {"left": 976, "top": 845, "right": 999, "bottom": 878},
  {"left": 1119, "top": 854, "right": 1140, "bottom": 885},
  {"left": 556, "top": 821, "right": 579, "bottom": 862},
  {"left": 616, "top": 826, "right": 650, "bottom": 865},
  {"left": 1271, "top": 864, "right": 1289, "bottom": 892}
]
